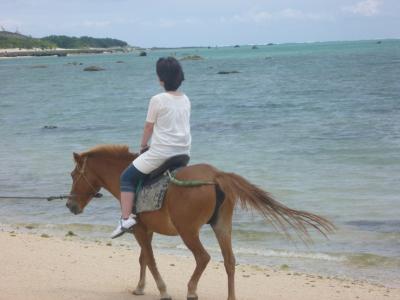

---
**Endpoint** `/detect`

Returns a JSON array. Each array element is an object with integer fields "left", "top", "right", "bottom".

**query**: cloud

[
  {"left": 138, "top": 17, "right": 200, "bottom": 29},
  {"left": 278, "top": 9, "right": 331, "bottom": 21},
  {"left": 342, "top": 0, "right": 383, "bottom": 16},
  {"left": 81, "top": 20, "right": 111, "bottom": 28},
  {"left": 221, "top": 9, "right": 333, "bottom": 24}
]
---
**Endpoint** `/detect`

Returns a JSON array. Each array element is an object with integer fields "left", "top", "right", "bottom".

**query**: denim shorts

[{"left": 120, "top": 164, "right": 147, "bottom": 193}]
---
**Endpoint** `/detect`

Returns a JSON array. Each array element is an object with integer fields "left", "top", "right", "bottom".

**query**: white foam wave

[
  {"left": 235, "top": 248, "right": 345, "bottom": 262},
  {"left": 175, "top": 243, "right": 344, "bottom": 262}
]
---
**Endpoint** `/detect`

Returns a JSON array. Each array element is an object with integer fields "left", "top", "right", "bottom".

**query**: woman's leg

[
  {"left": 111, "top": 164, "right": 146, "bottom": 238},
  {"left": 121, "top": 191, "right": 134, "bottom": 219},
  {"left": 120, "top": 164, "right": 146, "bottom": 214}
]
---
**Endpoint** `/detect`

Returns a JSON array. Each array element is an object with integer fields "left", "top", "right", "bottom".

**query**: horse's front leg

[
  {"left": 133, "top": 225, "right": 171, "bottom": 300},
  {"left": 133, "top": 245, "right": 148, "bottom": 295}
]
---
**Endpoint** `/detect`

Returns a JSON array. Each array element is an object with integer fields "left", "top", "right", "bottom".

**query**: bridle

[{"left": 70, "top": 156, "right": 103, "bottom": 200}]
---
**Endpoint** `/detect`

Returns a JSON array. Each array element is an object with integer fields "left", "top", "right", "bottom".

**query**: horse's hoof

[
  {"left": 132, "top": 289, "right": 145, "bottom": 295},
  {"left": 161, "top": 297, "right": 172, "bottom": 300},
  {"left": 187, "top": 297, "right": 198, "bottom": 300}
]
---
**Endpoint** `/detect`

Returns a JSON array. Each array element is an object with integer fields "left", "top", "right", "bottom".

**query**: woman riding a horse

[{"left": 111, "top": 56, "right": 191, "bottom": 239}]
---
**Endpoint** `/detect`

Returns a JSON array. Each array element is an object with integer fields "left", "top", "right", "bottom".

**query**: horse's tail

[{"left": 214, "top": 171, "right": 335, "bottom": 241}]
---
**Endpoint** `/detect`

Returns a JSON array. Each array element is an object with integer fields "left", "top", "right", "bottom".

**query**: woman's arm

[{"left": 140, "top": 121, "right": 154, "bottom": 152}]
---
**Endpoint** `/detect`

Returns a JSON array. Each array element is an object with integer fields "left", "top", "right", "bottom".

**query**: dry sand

[{"left": 1, "top": 230, "right": 399, "bottom": 300}]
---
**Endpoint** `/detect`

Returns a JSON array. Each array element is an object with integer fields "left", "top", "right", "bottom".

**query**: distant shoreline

[
  {"left": 0, "top": 47, "right": 139, "bottom": 58},
  {"left": 1, "top": 39, "right": 396, "bottom": 58}
]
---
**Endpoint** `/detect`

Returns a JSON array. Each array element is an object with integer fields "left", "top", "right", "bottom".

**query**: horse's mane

[{"left": 81, "top": 144, "right": 138, "bottom": 161}]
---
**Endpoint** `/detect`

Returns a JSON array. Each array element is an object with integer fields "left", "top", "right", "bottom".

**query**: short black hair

[{"left": 156, "top": 57, "right": 185, "bottom": 91}]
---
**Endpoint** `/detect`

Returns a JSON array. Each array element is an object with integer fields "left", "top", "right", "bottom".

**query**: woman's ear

[{"left": 159, "top": 80, "right": 165, "bottom": 87}]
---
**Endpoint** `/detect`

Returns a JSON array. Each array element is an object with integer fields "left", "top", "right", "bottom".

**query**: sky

[{"left": 0, "top": 0, "right": 399, "bottom": 47}]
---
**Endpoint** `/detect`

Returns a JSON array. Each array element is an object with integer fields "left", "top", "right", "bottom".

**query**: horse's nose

[{"left": 66, "top": 202, "right": 70, "bottom": 209}]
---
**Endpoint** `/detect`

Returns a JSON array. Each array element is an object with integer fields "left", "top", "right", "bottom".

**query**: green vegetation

[
  {"left": 0, "top": 30, "right": 128, "bottom": 49},
  {"left": 280, "top": 264, "right": 290, "bottom": 270},
  {"left": 65, "top": 231, "right": 77, "bottom": 237},
  {"left": 42, "top": 35, "right": 128, "bottom": 48},
  {"left": 0, "top": 31, "right": 56, "bottom": 49}
]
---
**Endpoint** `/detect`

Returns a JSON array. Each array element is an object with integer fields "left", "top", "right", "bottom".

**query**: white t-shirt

[{"left": 133, "top": 92, "right": 191, "bottom": 174}]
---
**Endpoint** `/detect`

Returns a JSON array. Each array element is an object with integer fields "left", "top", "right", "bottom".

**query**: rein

[
  {"left": 0, "top": 193, "right": 103, "bottom": 201},
  {"left": 70, "top": 156, "right": 103, "bottom": 200}
]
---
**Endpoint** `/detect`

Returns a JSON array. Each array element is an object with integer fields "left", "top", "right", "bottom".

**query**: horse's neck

[{"left": 96, "top": 158, "right": 132, "bottom": 201}]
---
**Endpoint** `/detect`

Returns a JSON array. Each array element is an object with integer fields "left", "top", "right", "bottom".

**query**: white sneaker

[{"left": 110, "top": 215, "right": 136, "bottom": 239}]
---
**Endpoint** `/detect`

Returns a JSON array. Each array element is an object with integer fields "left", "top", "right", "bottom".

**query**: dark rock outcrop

[
  {"left": 217, "top": 71, "right": 240, "bottom": 75},
  {"left": 83, "top": 66, "right": 105, "bottom": 71},
  {"left": 180, "top": 55, "right": 204, "bottom": 61},
  {"left": 30, "top": 65, "right": 47, "bottom": 69}
]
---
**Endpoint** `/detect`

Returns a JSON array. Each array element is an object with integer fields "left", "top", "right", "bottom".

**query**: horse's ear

[{"left": 73, "top": 152, "right": 81, "bottom": 162}]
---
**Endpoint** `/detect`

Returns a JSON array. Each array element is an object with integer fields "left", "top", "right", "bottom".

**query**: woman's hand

[{"left": 140, "top": 145, "right": 149, "bottom": 154}]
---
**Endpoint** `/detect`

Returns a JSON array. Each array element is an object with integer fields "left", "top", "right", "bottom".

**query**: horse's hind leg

[
  {"left": 211, "top": 203, "right": 236, "bottom": 300},
  {"left": 134, "top": 226, "right": 171, "bottom": 300},
  {"left": 179, "top": 231, "right": 211, "bottom": 300}
]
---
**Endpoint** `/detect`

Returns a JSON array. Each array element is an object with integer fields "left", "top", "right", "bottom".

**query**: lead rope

[
  {"left": 166, "top": 170, "right": 215, "bottom": 186},
  {"left": 0, "top": 193, "right": 103, "bottom": 201}
]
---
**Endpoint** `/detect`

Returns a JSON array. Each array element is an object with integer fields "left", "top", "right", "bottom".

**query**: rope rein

[
  {"left": 71, "top": 156, "right": 101, "bottom": 197},
  {"left": 0, "top": 194, "right": 103, "bottom": 201}
]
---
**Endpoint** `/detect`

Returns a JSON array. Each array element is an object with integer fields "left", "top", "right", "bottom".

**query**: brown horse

[{"left": 67, "top": 144, "right": 334, "bottom": 300}]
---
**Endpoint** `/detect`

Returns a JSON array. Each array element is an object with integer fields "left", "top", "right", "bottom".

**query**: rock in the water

[
  {"left": 30, "top": 65, "right": 47, "bottom": 69},
  {"left": 43, "top": 125, "right": 58, "bottom": 129},
  {"left": 252, "top": 45, "right": 259, "bottom": 49},
  {"left": 116, "top": 60, "right": 125, "bottom": 63},
  {"left": 267, "top": 43, "right": 274, "bottom": 46},
  {"left": 180, "top": 55, "right": 204, "bottom": 61},
  {"left": 234, "top": 45, "right": 240, "bottom": 48},
  {"left": 65, "top": 62, "right": 80, "bottom": 66},
  {"left": 83, "top": 66, "right": 105, "bottom": 71},
  {"left": 139, "top": 51, "right": 147, "bottom": 56},
  {"left": 217, "top": 71, "right": 240, "bottom": 75}
]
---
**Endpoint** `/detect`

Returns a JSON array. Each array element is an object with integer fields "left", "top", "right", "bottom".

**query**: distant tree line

[
  {"left": 41, "top": 35, "right": 128, "bottom": 48},
  {"left": 0, "top": 30, "right": 128, "bottom": 49},
  {"left": 0, "top": 31, "right": 55, "bottom": 49}
]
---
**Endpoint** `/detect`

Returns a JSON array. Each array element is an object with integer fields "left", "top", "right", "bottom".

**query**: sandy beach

[
  {"left": 0, "top": 47, "right": 132, "bottom": 58},
  {"left": 1, "top": 229, "right": 398, "bottom": 300}
]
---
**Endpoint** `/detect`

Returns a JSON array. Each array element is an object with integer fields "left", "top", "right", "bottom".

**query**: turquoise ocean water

[{"left": 1, "top": 40, "right": 399, "bottom": 286}]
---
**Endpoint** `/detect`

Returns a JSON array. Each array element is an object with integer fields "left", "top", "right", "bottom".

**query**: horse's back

[{"left": 140, "top": 164, "right": 219, "bottom": 235}]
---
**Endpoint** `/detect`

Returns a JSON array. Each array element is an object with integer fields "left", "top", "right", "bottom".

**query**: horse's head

[{"left": 66, "top": 152, "right": 102, "bottom": 215}]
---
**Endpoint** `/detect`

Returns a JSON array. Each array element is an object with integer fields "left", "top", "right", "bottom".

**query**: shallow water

[{"left": 1, "top": 40, "right": 400, "bottom": 286}]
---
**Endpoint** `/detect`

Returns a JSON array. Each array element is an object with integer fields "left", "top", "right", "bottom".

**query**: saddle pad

[{"left": 135, "top": 170, "right": 178, "bottom": 214}]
